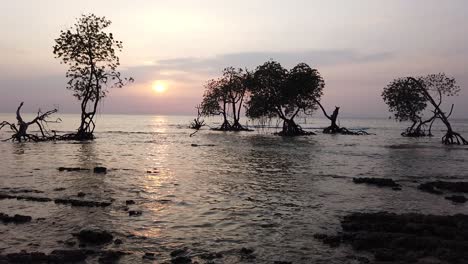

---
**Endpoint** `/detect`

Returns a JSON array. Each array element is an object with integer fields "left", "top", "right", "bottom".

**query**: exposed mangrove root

[
  {"left": 401, "top": 114, "right": 436, "bottom": 137},
  {"left": 442, "top": 131, "right": 468, "bottom": 145},
  {"left": 0, "top": 102, "right": 60, "bottom": 142},
  {"left": 275, "top": 119, "right": 315, "bottom": 136}
]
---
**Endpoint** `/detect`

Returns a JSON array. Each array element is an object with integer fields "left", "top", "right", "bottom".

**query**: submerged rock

[
  {"left": 75, "top": 227, "right": 114, "bottom": 245},
  {"left": 353, "top": 177, "right": 400, "bottom": 189},
  {"left": 98, "top": 250, "right": 126, "bottom": 264},
  {"left": 128, "top": 210, "right": 142, "bottom": 217},
  {"left": 93, "top": 167, "right": 107, "bottom": 174},
  {"left": 49, "top": 249, "right": 87, "bottom": 263},
  {"left": 54, "top": 198, "right": 111, "bottom": 207},
  {"left": 16, "top": 195, "right": 52, "bottom": 202},
  {"left": 77, "top": 192, "right": 86, "bottom": 197},
  {"left": 125, "top": 200, "right": 135, "bottom": 205},
  {"left": 199, "top": 252, "right": 223, "bottom": 260},
  {"left": 445, "top": 195, "right": 467, "bottom": 203},
  {"left": 317, "top": 212, "right": 468, "bottom": 263},
  {"left": 313, "top": 233, "right": 341, "bottom": 247},
  {"left": 2, "top": 251, "right": 48, "bottom": 263},
  {"left": 170, "top": 248, "right": 192, "bottom": 264},
  {"left": 419, "top": 181, "right": 468, "bottom": 195},
  {"left": 240, "top": 247, "right": 255, "bottom": 260},
  {"left": 0, "top": 193, "right": 16, "bottom": 199},
  {"left": 0, "top": 213, "right": 32, "bottom": 224},
  {"left": 142, "top": 252, "right": 156, "bottom": 260},
  {"left": 58, "top": 167, "right": 89, "bottom": 172},
  {"left": 0, "top": 249, "right": 125, "bottom": 264}
]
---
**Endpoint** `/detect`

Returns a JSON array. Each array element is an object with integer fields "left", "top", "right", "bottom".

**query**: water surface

[{"left": 1, "top": 114, "right": 467, "bottom": 263}]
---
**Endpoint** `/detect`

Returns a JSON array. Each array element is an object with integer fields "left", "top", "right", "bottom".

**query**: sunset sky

[{"left": 1, "top": 0, "right": 467, "bottom": 117}]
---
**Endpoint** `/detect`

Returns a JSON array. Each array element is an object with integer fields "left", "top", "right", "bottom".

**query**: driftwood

[
  {"left": 0, "top": 102, "right": 60, "bottom": 142},
  {"left": 316, "top": 103, "right": 370, "bottom": 135}
]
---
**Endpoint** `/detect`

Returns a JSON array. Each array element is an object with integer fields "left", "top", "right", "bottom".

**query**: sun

[{"left": 152, "top": 81, "right": 167, "bottom": 93}]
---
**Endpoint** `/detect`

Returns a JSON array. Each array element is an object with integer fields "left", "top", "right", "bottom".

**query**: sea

[{"left": 1, "top": 113, "right": 468, "bottom": 263}]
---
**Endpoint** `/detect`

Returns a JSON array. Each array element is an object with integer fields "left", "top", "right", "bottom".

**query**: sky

[{"left": 1, "top": 0, "right": 468, "bottom": 118}]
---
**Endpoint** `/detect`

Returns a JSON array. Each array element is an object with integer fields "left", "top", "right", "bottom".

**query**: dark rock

[
  {"left": 5, "top": 251, "right": 48, "bottom": 263},
  {"left": 129, "top": 210, "right": 142, "bottom": 217},
  {"left": 418, "top": 182, "right": 444, "bottom": 194},
  {"left": 98, "top": 250, "right": 126, "bottom": 264},
  {"left": 125, "top": 200, "right": 135, "bottom": 205},
  {"left": 143, "top": 252, "right": 155, "bottom": 260},
  {"left": 419, "top": 181, "right": 468, "bottom": 195},
  {"left": 114, "top": 239, "right": 123, "bottom": 245},
  {"left": 49, "top": 249, "right": 87, "bottom": 263},
  {"left": 7, "top": 188, "right": 44, "bottom": 194},
  {"left": 16, "top": 195, "right": 52, "bottom": 202},
  {"left": 317, "top": 212, "right": 468, "bottom": 263},
  {"left": 353, "top": 177, "right": 400, "bottom": 188},
  {"left": 93, "top": 167, "right": 107, "bottom": 174},
  {"left": 53, "top": 187, "right": 66, "bottom": 191},
  {"left": 0, "top": 193, "right": 16, "bottom": 199},
  {"left": 76, "top": 227, "right": 114, "bottom": 245},
  {"left": 77, "top": 192, "right": 86, "bottom": 197},
  {"left": 199, "top": 252, "right": 223, "bottom": 260},
  {"left": 445, "top": 195, "right": 467, "bottom": 203},
  {"left": 313, "top": 233, "right": 341, "bottom": 247},
  {"left": 0, "top": 213, "right": 32, "bottom": 224},
  {"left": 171, "top": 256, "right": 192, "bottom": 264},
  {"left": 240, "top": 247, "right": 254, "bottom": 255},
  {"left": 58, "top": 167, "right": 89, "bottom": 172},
  {"left": 170, "top": 248, "right": 190, "bottom": 258},
  {"left": 54, "top": 198, "right": 111, "bottom": 207},
  {"left": 64, "top": 238, "right": 77, "bottom": 247}
]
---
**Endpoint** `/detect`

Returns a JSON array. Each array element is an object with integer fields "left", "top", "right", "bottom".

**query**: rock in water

[
  {"left": 76, "top": 227, "right": 113, "bottom": 244},
  {"left": 93, "top": 167, "right": 107, "bottom": 174},
  {"left": 445, "top": 195, "right": 467, "bottom": 203},
  {"left": 352, "top": 177, "right": 400, "bottom": 189},
  {"left": 0, "top": 213, "right": 32, "bottom": 224},
  {"left": 129, "top": 210, "right": 142, "bottom": 217}
]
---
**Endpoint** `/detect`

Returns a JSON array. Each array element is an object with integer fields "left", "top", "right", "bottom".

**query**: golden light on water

[{"left": 152, "top": 81, "right": 167, "bottom": 93}]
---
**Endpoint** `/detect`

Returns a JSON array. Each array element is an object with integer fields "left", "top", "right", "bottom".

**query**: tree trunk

[
  {"left": 323, "top": 107, "right": 341, "bottom": 134},
  {"left": 278, "top": 118, "right": 313, "bottom": 136}
]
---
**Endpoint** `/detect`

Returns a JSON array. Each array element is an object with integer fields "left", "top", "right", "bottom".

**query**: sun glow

[{"left": 152, "top": 81, "right": 167, "bottom": 93}]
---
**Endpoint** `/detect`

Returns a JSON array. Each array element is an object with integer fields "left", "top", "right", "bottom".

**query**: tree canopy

[{"left": 246, "top": 61, "right": 324, "bottom": 136}]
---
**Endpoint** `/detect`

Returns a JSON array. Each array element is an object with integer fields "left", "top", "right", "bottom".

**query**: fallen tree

[{"left": 0, "top": 102, "right": 60, "bottom": 142}]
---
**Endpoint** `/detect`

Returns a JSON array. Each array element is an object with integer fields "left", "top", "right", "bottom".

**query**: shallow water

[{"left": 1, "top": 114, "right": 468, "bottom": 263}]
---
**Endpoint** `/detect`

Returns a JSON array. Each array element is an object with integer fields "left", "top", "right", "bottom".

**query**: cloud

[{"left": 128, "top": 49, "right": 394, "bottom": 82}]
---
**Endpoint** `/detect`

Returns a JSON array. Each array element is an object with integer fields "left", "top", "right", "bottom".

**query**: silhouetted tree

[
  {"left": 53, "top": 14, "right": 133, "bottom": 140},
  {"left": 0, "top": 102, "right": 60, "bottom": 142},
  {"left": 224, "top": 67, "right": 251, "bottom": 130},
  {"left": 247, "top": 61, "right": 324, "bottom": 136},
  {"left": 383, "top": 73, "right": 467, "bottom": 144},
  {"left": 200, "top": 78, "right": 231, "bottom": 130},
  {"left": 200, "top": 68, "right": 251, "bottom": 131}
]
